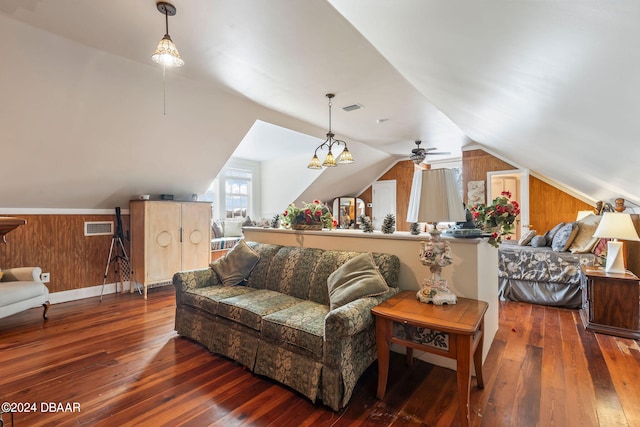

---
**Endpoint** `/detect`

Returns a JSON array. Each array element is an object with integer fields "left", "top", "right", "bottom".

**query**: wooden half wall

[{"left": 0, "top": 213, "right": 129, "bottom": 293}]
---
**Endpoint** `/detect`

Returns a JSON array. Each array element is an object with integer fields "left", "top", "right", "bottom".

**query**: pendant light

[
  {"left": 151, "top": 2, "right": 184, "bottom": 68},
  {"left": 307, "top": 94, "right": 355, "bottom": 169}
]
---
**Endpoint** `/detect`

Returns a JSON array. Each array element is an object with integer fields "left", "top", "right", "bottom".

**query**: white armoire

[{"left": 130, "top": 200, "right": 211, "bottom": 299}]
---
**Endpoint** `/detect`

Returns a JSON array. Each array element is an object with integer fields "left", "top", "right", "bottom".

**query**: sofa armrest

[
  {"left": 324, "top": 287, "right": 401, "bottom": 337},
  {"left": 173, "top": 268, "right": 221, "bottom": 303},
  {"left": 1, "top": 267, "right": 43, "bottom": 283}
]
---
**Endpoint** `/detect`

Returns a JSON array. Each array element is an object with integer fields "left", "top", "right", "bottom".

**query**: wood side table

[
  {"left": 580, "top": 266, "right": 640, "bottom": 339},
  {"left": 371, "top": 290, "right": 488, "bottom": 427}
]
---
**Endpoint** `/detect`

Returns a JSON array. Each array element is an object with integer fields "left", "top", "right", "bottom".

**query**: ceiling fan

[{"left": 409, "top": 140, "right": 450, "bottom": 164}]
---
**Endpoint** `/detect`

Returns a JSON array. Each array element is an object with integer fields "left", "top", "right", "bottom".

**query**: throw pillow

[
  {"left": 518, "top": 230, "right": 536, "bottom": 246},
  {"left": 327, "top": 252, "right": 389, "bottom": 311},
  {"left": 551, "top": 222, "right": 579, "bottom": 252},
  {"left": 0, "top": 269, "right": 3, "bottom": 281},
  {"left": 210, "top": 240, "right": 260, "bottom": 286},
  {"left": 569, "top": 214, "right": 601, "bottom": 253},
  {"left": 544, "top": 222, "right": 566, "bottom": 246},
  {"left": 530, "top": 235, "right": 547, "bottom": 248},
  {"left": 224, "top": 220, "right": 243, "bottom": 237},
  {"left": 212, "top": 221, "right": 224, "bottom": 239}
]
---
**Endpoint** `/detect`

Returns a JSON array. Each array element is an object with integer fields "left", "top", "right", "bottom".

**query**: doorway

[
  {"left": 372, "top": 180, "right": 396, "bottom": 230},
  {"left": 487, "top": 170, "right": 530, "bottom": 240}
]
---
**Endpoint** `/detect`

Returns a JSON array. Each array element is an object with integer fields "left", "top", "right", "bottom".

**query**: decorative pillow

[
  {"left": 327, "top": 252, "right": 389, "bottom": 311},
  {"left": 518, "top": 230, "right": 536, "bottom": 246},
  {"left": 211, "top": 221, "right": 224, "bottom": 239},
  {"left": 530, "top": 235, "right": 547, "bottom": 248},
  {"left": 551, "top": 221, "right": 579, "bottom": 252},
  {"left": 544, "top": 222, "right": 566, "bottom": 246},
  {"left": 569, "top": 214, "right": 601, "bottom": 253},
  {"left": 223, "top": 220, "right": 243, "bottom": 237},
  {"left": 210, "top": 240, "right": 260, "bottom": 286},
  {"left": 0, "top": 270, "right": 3, "bottom": 281}
]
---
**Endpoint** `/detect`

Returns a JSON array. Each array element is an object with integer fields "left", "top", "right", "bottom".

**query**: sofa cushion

[
  {"left": 223, "top": 219, "right": 243, "bottom": 237},
  {"left": 0, "top": 282, "right": 46, "bottom": 306},
  {"left": 264, "top": 246, "right": 324, "bottom": 299},
  {"left": 261, "top": 300, "right": 329, "bottom": 355},
  {"left": 210, "top": 239, "right": 260, "bottom": 286},
  {"left": 552, "top": 221, "right": 579, "bottom": 252},
  {"left": 217, "top": 289, "right": 303, "bottom": 331},
  {"left": 327, "top": 252, "right": 389, "bottom": 311},
  {"left": 184, "top": 285, "right": 256, "bottom": 315}
]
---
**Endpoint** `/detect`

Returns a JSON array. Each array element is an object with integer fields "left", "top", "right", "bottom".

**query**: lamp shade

[
  {"left": 592, "top": 212, "right": 639, "bottom": 273},
  {"left": 592, "top": 212, "right": 640, "bottom": 241},
  {"left": 152, "top": 35, "right": 184, "bottom": 67},
  {"left": 416, "top": 168, "right": 465, "bottom": 223}
]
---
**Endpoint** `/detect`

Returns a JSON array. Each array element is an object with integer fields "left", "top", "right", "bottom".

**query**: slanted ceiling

[{"left": 1, "top": 1, "right": 638, "bottom": 210}]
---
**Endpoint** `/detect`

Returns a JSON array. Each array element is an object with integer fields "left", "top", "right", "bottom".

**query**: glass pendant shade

[
  {"left": 337, "top": 147, "right": 354, "bottom": 164},
  {"left": 322, "top": 151, "right": 337, "bottom": 167},
  {"left": 152, "top": 35, "right": 184, "bottom": 67},
  {"left": 307, "top": 154, "right": 322, "bottom": 169}
]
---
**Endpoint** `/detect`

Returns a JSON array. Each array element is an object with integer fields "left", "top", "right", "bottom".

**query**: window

[
  {"left": 224, "top": 169, "right": 251, "bottom": 218},
  {"left": 206, "top": 166, "right": 255, "bottom": 220}
]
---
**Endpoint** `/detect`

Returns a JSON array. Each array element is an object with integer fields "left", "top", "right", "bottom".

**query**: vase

[{"left": 291, "top": 223, "right": 322, "bottom": 231}]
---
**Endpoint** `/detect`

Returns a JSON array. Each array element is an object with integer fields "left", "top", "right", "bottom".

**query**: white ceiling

[{"left": 1, "top": 0, "right": 639, "bottom": 209}]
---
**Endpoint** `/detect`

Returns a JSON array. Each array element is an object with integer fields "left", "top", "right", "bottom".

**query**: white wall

[{"left": 260, "top": 154, "right": 323, "bottom": 219}]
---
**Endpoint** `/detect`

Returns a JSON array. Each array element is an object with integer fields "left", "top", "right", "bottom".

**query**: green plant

[
  {"left": 280, "top": 200, "right": 337, "bottom": 229},
  {"left": 470, "top": 191, "right": 520, "bottom": 247}
]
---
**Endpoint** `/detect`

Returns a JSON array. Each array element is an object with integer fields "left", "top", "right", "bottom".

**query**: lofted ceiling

[{"left": 1, "top": 0, "right": 639, "bottom": 210}]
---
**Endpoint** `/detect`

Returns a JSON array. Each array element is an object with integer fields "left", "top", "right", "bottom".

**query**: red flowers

[
  {"left": 280, "top": 201, "right": 337, "bottom": 230},
  {"left": 470, "top": 192, "right": 521, "bottom": 247}
]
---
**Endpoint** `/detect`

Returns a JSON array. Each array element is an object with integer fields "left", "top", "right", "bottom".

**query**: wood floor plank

[
  {"left": 1, "top": 287, "right": 638, "bottom": 426},
  {"left": 539, "top": 306, "right": 568, "bottom": 427}
]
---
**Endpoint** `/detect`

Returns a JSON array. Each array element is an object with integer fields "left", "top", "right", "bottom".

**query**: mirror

[{"left": 332, "top": 197, "right": 365, "bottom": 229}]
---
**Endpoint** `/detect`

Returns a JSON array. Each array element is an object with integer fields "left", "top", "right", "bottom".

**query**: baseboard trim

[{"left": 49, "top": 282, "right": 137, "bottom": 304}]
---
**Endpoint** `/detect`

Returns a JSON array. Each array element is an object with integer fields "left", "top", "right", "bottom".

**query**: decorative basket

[{"left": 291, "top": 223, "right": 323, "bottom": 231}]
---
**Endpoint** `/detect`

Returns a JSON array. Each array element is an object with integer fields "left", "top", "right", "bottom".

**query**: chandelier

[
  {"left": 151, "top": 2, "right": 184, "bottom": 68},
  {"left": 307, "top": 94, "right": 355, "bottom": 169}
]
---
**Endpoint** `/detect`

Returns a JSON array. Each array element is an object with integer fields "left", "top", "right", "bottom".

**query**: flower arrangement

[
  {"left": 280, "top": 200, "right": 337, "bottom": 230},
  {"left": 470, "top": 191, "right": 520, "bottom": 247}
]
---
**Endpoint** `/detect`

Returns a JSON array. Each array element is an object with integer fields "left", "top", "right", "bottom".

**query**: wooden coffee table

[{"left": 371, "top": 290, "right": 488, "bottom": 427}]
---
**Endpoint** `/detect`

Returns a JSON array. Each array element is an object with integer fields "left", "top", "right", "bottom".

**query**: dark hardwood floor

[{"left": 1, "top": 287, "right": 639, "bottom": 426}]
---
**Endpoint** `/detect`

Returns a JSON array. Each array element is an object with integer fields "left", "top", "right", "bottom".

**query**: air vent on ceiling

[
  {"left": 342, "top": 103, "right": 364, "bottom": 112},
  {"left": 84, "top": 221, "right": 114, "bottom": 236}
]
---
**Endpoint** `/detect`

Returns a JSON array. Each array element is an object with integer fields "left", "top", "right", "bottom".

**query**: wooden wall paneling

[
  {"left": 358, "top": 160, "right": 415, "bottom": 232},
  {"left": 358, "top": 187, "right": 372, "bottom": 220},
  {"left": 0, "top": 213, "right": 130, "bottom": 293},
  {"left": 528, "top": 176, "right": 594, "bottom": 234},
  {"left": 626, "top": 215, "right": 640, "bottom": 276},
  {"left": 462, "top": 149, "right": 515, "bottom": 204}
]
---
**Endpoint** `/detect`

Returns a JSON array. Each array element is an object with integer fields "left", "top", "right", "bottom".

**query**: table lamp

[
  {"left": 415, "top": 168, "right": 465, "bottom": 304},
  {"left": 592, "top": 212, "right": 640, "bottom": 274}
]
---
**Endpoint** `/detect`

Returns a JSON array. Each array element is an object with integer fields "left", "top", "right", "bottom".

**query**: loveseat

[
  {"left": 173, "top": 241, "right": 400, "bottom": 410},
  {"left": 0, "top": 267, "right": 50, "bottom": 319}
]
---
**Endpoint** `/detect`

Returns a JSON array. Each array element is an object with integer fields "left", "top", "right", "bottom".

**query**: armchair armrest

[
  {"left": 1, "top": 267, "right": 43, "bottom": 283},
  {"left": 324, "top": 287, "right": 401, "bottom": 338}
]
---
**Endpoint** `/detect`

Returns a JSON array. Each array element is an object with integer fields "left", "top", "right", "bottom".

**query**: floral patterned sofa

[{"left": 173, "top": 241, "right": 400, "bottom": 411}]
